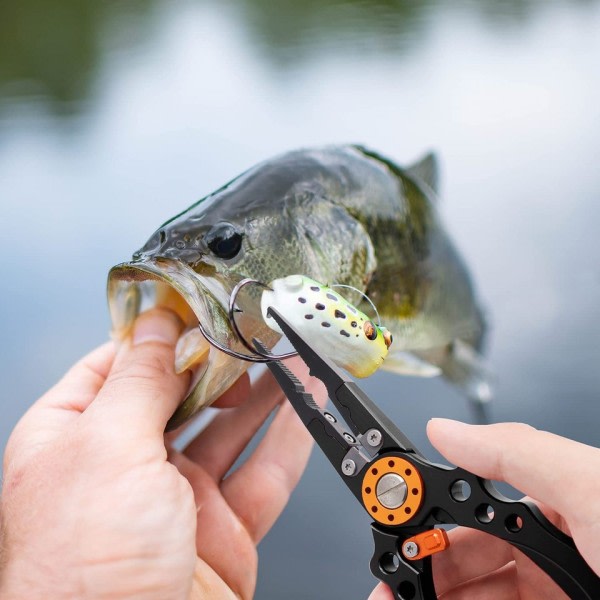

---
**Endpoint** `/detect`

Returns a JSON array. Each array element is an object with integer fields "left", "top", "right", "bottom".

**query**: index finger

[
  {"left": 37, "top": 341, "right": 116, "bottom": 413},
  {"left": 5, "top": 341, "right": 117, "bottom": 468},
  {"left": 427, "top": 419, "right": 600, "bottom": 520}
]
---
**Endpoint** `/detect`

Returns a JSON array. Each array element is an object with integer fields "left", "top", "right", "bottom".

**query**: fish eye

[
  {"left": 205, "top": 222, "right": 243, "bottom": 259},
  {"left": 364, "top": 321, "right": 378, "bottom": 341},
  {"left": 383, "top": 329, "right": 393, "bottom": 349}
]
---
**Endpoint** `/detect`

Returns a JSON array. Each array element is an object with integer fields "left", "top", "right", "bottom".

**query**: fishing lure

[{"left": 260, "top": 275, "right": 392, "bottom": 378}]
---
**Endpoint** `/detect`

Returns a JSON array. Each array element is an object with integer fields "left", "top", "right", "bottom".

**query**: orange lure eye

[
  {"left": 383, "top": 329, "right": 393, "bottom": 349},
  {"left": 364, "top": 321, "right": 378, "bottom": 341}
]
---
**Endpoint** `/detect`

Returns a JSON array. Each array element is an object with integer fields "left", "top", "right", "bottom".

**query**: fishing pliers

[{"left": 255, "top": 308, "right": 600, "bottom": 600}]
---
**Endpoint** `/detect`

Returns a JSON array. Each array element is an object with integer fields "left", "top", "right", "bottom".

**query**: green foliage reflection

[
  {"left": 0, "top": 0, "right": 155, "bottom": 117},
  {"left": 0, "top": 0, "right": 594, "bottom": 118}
]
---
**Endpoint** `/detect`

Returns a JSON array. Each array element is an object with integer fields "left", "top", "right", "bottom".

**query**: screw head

[
  {"left": 366, "top": 428, "right": 382, "bottom": 447},
  {"left": 342, "top": 459, "right": 356, "bottom": 476},
  {"left": 324, "top": 412, "right": 336, "bottom": 423},
  {"left": 343, "top": 433, "right": 356, "bottom": 444},
  {"left": 402, "top": 541, "right": 419, "bottom": 559},
  {"left": 376, "top": 473, "right": 407, "bottom": 509}
]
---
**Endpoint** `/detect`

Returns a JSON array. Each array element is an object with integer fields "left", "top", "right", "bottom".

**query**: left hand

[{"left": 0, "top": 308, "right": 325, "bottom": 600}]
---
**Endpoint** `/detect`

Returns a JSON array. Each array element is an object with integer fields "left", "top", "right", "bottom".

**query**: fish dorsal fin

[{"left": 406, "top": 152, "right": 439, "bottom": 195}]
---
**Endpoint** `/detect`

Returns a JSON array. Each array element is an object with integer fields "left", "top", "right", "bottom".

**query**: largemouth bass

[{"left": 108, "top": 145, "right": 489, "bottom": 429}]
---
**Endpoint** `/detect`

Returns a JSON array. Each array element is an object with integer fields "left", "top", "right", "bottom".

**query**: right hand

[{"left": 369, "top": 419, "right": 600, "bottom": 599}]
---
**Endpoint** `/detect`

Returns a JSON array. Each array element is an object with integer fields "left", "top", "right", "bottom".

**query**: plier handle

[{"left": 256, "top": 308, "right": 600, "bottom": 600}]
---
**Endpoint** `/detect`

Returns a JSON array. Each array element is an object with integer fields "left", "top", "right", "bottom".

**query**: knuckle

[
  {"left": 495, "top": 422, "right": 537, "bottom": 480},
  {"left": 512, "top": 422, "right": 537, "bottom": 435},
  {"left": 3, "top": 422, "right": 30, "bottom": 471},
  {"left": 3, "top": 433, "right": 18, "bottom": 469},
  {"left": 496, "top": 422, "right": 537, "bottom": 436}
]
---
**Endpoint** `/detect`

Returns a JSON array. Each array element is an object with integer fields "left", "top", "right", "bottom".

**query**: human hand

[
  {"left": 0, "top": 308, "right": 325, "bottom": 600},
  {"left": 369, "top": 419, "right": 600, "bottom": 600}
]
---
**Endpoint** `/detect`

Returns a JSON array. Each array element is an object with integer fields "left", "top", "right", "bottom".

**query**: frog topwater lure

[
  {"left": 261, "top": 275, "right": 392, "bottom": 377},
  {"left": 227, "top": 274, "right": 392, "bottom": 377}
]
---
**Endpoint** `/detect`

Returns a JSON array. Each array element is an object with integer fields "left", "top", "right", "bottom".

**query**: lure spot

[
  {"left": 326, "top": 293, "right": 338, "bottom": 301},
  {"left": 383, "top": 329, "right": 393, "bottom": 349},
  {"left": 298, "top": 297, "right": 307, "bottom": 303},
  {"left": 340, "top": 330, "right": 350, "bottom": 337},
  {"left": 334, "top": 309, "right": 346, "bottom": 319},
  {"left": 364, "top": 321, "right": 378, "bottom": 341},
  {"left": 316, "top": 303, "right": 325, "bottom": 310},
  {"left": 321, "top": 322, "right": 331, "bottom": 328}
]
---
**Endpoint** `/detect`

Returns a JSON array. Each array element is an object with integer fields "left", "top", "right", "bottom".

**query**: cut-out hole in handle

[
  {"left": 379, "top": 552, "right": 400, "bottom": 574},
  {"left": 475, "top": 503, "right": 495, "bottom": 524},
  {"left": 397, "top": 580, "right": 416, "bottom": 600},
  {"left": 505, "top": 513, "right": 523, "bottom": 532},
  {"left": 450, "top": 479, "right": 471, "bottom": 502}
]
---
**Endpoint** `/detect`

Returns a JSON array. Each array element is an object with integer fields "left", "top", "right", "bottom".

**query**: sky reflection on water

[{"left": 1, "top": 1, "right": 599, "bottom": 598}]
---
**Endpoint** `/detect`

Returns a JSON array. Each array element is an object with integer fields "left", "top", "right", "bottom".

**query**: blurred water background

[{"left": 1, "top": 0, "right": 599, "bottom": 597}]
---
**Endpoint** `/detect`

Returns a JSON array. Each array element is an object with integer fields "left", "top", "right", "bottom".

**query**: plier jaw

[{"left": 258, "top": 307, "right": 600, "bottom": 600}]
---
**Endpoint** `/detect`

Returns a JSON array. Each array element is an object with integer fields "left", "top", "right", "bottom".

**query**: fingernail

[
  {"left": 429, "top": 418, "right": 465, "bottom": 427},
  {"left": 132, "top": 309, "right": 182, "bottom": 346},
  {"left": 427, "top": 418, "right": 469, "bottom": 435}
]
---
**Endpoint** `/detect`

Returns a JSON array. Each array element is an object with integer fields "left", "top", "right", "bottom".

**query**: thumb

[
  {"left": 89, "top": 308, "right": 190, "bottom": 438},
  {"left": 427, "top": 418, "right": 600, "bottom": 520}
]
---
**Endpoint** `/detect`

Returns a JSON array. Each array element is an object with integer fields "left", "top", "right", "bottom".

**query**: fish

[
  {"left": 107, "top": 145, "right": 489, "bottom": 430},
  {"left": 260, "top": 274, "right": 393, "bottom": 378}
]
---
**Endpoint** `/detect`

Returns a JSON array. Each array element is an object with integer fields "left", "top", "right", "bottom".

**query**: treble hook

[{"left": 228, "top": 278, "right": 298, "bottom": 361}]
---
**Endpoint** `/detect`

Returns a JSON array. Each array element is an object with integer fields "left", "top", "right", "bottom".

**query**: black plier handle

[{"left": 257, "top": 308, "right": 600, "bottom": 600}]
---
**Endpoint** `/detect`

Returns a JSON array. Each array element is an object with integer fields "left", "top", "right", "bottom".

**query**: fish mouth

[{"left": 107, "top": 257, "right": 277, "bottom": 430}]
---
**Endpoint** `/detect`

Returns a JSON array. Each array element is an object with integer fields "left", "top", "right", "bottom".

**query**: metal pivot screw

[
  {"left": 342, "top": 459, "right": 356, "bottom": 476},
  {"left": 324, "top": 413, "right": 336, "bottom": 423},
  {"left": 376, "top": 473, "right": 408, "bottom": 509},
  {"left": 343, "top": 433, "right": 356, "bottom": 444},
  {"left": 402, "top": 541, "right": 419, "bottom": 559},
  {"left": 366, "top": 428, "right": 382, "bottom": 447}
]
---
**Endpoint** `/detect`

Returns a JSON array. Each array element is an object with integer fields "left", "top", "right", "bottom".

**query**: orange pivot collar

[{"left": 361, "top": 456, "right": 424, "bottom": 525}]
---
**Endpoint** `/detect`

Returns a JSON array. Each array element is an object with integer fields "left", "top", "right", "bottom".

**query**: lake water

[{"left": 1, "top": 0, "right": 599, "bottom": 597}]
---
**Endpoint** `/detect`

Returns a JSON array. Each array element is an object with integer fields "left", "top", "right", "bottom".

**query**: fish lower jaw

[
  {"left": 107, "top": 260, "right": 271, "bottom": 427},
  {"left": 108, "top": 267, "right": 216, "bottom": 411},
  {"left": 175, "top": 326, "right": 211, "bottom": 374},
  {"left": 152, "top": 279, "right": 212, "bottom": 378}
]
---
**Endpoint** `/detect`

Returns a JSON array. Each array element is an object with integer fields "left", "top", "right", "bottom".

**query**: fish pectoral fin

[
  {"left": 405, "top": 152, "right": 439, "bottom": 195},
  {"left": 380, "top": 351, "right": 442, "bottom": 377},
  {"left": 447, "top": 339, "right": 494, "bottom": 404}
]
